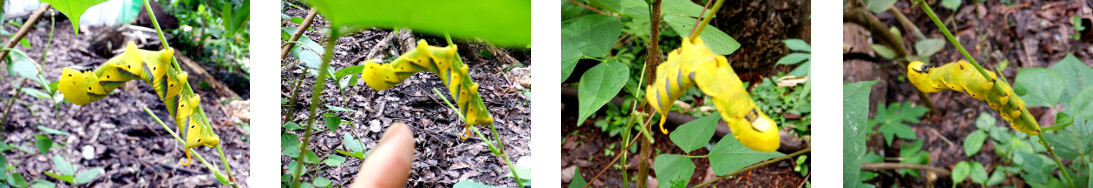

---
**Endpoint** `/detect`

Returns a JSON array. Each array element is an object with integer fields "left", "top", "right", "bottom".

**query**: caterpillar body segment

[
  {"left": 57, "top": 41, "right": 216, "bottom": 165},
  {"left": 907, "top": 61, "right": 1040, "bottom": 135},
  {"left": 360, "top": 39, "right": 493, "bottom": 139},
  {"left": 644, "top": 37, "right": 780, "bottom": 152}
]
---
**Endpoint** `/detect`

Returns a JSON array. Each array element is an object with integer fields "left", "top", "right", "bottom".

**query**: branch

[
  {"left": 0, "top": 4, "right": 50, "bottom": 63},
  {"left": 281, "top": 8, "right": 319, "bottom": 60}
]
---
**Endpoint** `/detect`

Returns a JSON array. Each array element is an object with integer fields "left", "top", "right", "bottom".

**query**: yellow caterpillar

[
  {"left": 360, "top": 39, "right": 493, "bottom": 139},
  {"left": 645, "top": 37, "right": 780, "bottom": 152},
  {"left": 57, "top": 41, "right": 218, "bottom": 165},
  {"left": 907, "top": 61, "right": 1040, "bottom": 134}
]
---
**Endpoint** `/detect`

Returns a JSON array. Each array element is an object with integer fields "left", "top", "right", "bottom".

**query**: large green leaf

[
  {"left": 1049, "top": 53, "right": 1093, "bottom": 104},
  {"left": 663, "top": 15, "right": 740, "bottom": 55},
  {"left": 561, "top": 41, "right": 581, "bottom": 82},
  {"left": 1069, "top": 87, "right": 1093, "bottom": 120},
  {"left": 952, "top": 161, "right": 970, "bottom": 185},
  {"left": 653, "top": 154, "right": 695, "bottom": 188},
  {"left": 784, "top": 39, "right": 810, "bottom": 52},
  {"left": 843, "top": 81, "right": 878, "bottom": 188},
  {"left": 669, "top": 113, "right": 719, "bottom": 153},
  {"left": 870, "top": 102, "right": 928, "bottom": 146},
  {"left": 51, "top": 155, "right": 75, "bottom": 176},
  {"left": 74, "top": 168, "right": 102, "bottom": 185},
  {"left": 561, "top": 14, "right": 622, "bottom": 58},
  {"left": 1014, "top": 68, "right": 1066, "bottom": 107},
  {"left": 593, "top": 0, "right": 707, "bottom": 19},
  {"left": 576, "top": 62, "right": 629, "bottom": 126},
  {"left": 1044, "top": 130, "right": 1082, "bottom": 160},
  {"left": 305, "top": 0, "right": 529, "bottom": 46},
  {"left": 708, "top": 134, "right": 784, "bottom": 176},
  {"left": 963, "top": 130, "right": 987, "bottom": 156},
  {"left": 914, "top": 38, "right": 946, "bottom": 58},
  {"left": 41, "top": 0, "right": 109, "bottom": 34}
]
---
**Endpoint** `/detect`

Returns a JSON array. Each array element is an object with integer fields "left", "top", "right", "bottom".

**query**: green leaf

[
  {"left": 283, "top": 121, "right": 302, "bottom": 131},
  {"left": 1045, "top": 112, "right": 1073, "bottom": 131},
  {"left": 288, "top": 160, "right": 306, "bottom": 179},
  {"left": 669, "top": 113, "right": 719, "bottom": 153},
  {"left": 663, "top": 15, "right": 741, "bottom": 55},
  {"left": 51, "top": 155, "right": 75, "bottom": 176},
  {"left": 897, "top": 140, "right": 931, "bottom": 177},
  {"left": 1044, "top": 130, "right": 1081, "bottom": 160},
  {"left": 343, "top": 134, "right": 365, "bottom": 153},
  {"left": 10, "top": 173, "right": 29, "bottom": 187},
  {"left": 281, "top": 133, "right": 299, "bottom": 148},
  {"left": 43, "top": 171, "right": 73, "bottom": 184},
  {"left": 282, "top": 145, "right": 299, "bottom": 158},
  {"left": 303, "top": 150, "right": 321, "bottom": 164},
  {"left": 561, "top": 14, "right": 622, "bottom": 58},
  {"left": 323, "top": 155, "right": 346, "bottom": 167},
  {"left": 708, "top": 134, "right": 784, "bottom": 176},
  {"left": 561, "top": 41, "right": 581, "bottom": 82},
  {"left": 653, "top": 154, "right": 695, "bottom": 188},
  {"left": 307, "top": 0, "right": 529, "bottom": 46},
  {"left": 914, "top": 38, "right": 946, "bottom": 57},
  {"left": 20, "top": 88, "right": 50, "bottom": 99},
  {"left": 986, "top": 167, "right": 1005, "bottom": 186},
  {"left": 324, "top": 113, "right": 341, "bottom": 132},
  {"left": 952, "top": 161, "right": 970, "bottom": 185},
  {"left": 313, "top": 177, "right": 332, "bottom": 188},
  {"left": 776, "top": 53, "right": 811, "bottom": 65},
  {"left": 576, "top": 61, "right": 629, "bottom": 126},
  {"left": 36, "top": 126, "right": 70, "bottom": 135},
  {"left": 282, "top": 27, "right": 323, "bottom": 69},
  {"left": 843, "top": 81, "right": 878, "bottom": 188},
  {"left": 784, "top": 39, "right": 810, "bottom": 52},
  {"left": 74, "top": 168, "right": 102, "bottom": 184},
  {"left": 1049, "top": 53, "right": 1093, "bottom": 104},
  {"left": 871, "top": 44, "right": 896, "bottom": 59},
  {"left": 941, "top": 0, "right": 962, "bottom": 10},
  {"left": 865, "top": 0, "right": 897, "bottom": 13},
  {"left": 1069, "top": 87, "right": 1093, "bottom": 120},
  {"left": 6, "top": 49, "right": 50, "bottom": 88},
  {"left": 1013, "top": 68, "right": 1066, "bottom": 107},
  {"left": 333, "top": 65, "right": 365, "bottom": 80},
  {"left": 35, "top": 135, "right": 53, "bottom": 154},
  {"left": 970, "top": 162, "right": 988, "bottom": 184},
  {"left": 568, "top": 166, "right": 586, "bottom": 188},
  {"left": 788, "top": 60, "right": 811, "bottom": 77},
  {"left": 871, "top": 102, "right": 929, "bottom": 146},
  {"left": 975, "top": 112, "right": 997, "bottom": 130},
  {"left": 454, "top": 179, "right": 507, "bottom": 188},
  {"left": 40, "top": 0, "right": 109, "bottom": 34},
  {"left": 963, "top": 130, "right": 987, "bottom": 156}
]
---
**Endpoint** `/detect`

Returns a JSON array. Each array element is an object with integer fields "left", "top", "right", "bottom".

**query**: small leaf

[
  {"left": 36, "top": 126, "right": 70, "bottom": 135},
  {"left": 669, "top": 113, "right": 719, "bottom": 153},
  {"left": 986, "top": 168, "right": 1005, "bottom": 186},
  {"left": 576, "top": 61, "right": 629, "bottom": 126},
  {"left": 1068, "top": 87, "right": 1093, "bottom": 120},
  {"left": 783, "top": 39, "right": 810, "bottom": 52},
  {"left": 35, "top": 135, "right": 53, "bottom": 154},
  {"left": 974, "top": 112, "right": 997, "bottom": 130},
  {"left": 324, "top": 155, "right": 346, "bottom": 166},
  {"left": 914, "top": 38, "right": 946, "bottom": 58},
  {"left": 281, "top": 133, "right": 299, "bottom": 148},
  {"left": 865, "top": 0, "right": 898, "bottom": 13},
  {"left": 282, "top": 145, "right": 300, "bottom": 158},
  {"left": 455, "top": 179, "right": 507, "bottom": 188},
  {"left": 941, "top": 0, "right": 962, "bottom": 10},
  {"left": 343, "top": 134, "right": 365, "bottom": 153},
  {"left": 288, "top": 160, "right": 306, "bottom": 179},
  {"left": 51, "top": 155, "right": 75, "bottom": 176},
  {"left": 313, "top": 177, "right": 332, "bottom": 187},
  {"left": 74, "top": 168, "right": 103, "bottom": 184},
  {"left": 303, "top": 150, "right": 321, "bottom": 164},
  {"left": 952, "top": 161, "right": 971, "bottom": 185},
  {"left": 324, "top": 113, "right": 341, "bottom": 132},
  {"left": 568, "top": 166, "right": 587, "bottom": 188},
  {"left": 708, "top": 135, "right": 784, "bottom": 176},
  {"left": 871, "top": 44, "right": 896, "bottom": 59},
  {"left": 970, "top": 162, "right": 988, "bottom": 184},
  {"left": 776, "top": 53, "right": 811, "bottom": 65},
  {"left": 653, "top": 154, "right": 696, "bottom": 188},
  {"left": 283, "top": 121, "right": 302, "bottom": 131},
  {"left": 963, "top": 130, "right": 987, "bottom": 156}
]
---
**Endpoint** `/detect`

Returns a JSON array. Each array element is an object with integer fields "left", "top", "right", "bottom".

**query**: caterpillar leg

[
  {"left": 460, "top": 124, "right": 471, "bottom": 140},
  {"left": 180, "top": 149, "right": 193, "bottom": 166}
]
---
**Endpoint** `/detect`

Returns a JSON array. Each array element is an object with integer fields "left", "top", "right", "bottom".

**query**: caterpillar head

[
  {"left": 732, "top": 108, "right": 780, "bottom": 152},
  {"left": 361, "top": 60, "right": 397, "bottom": 90},
  {"left": 907, "top": 61, "right": 942, "bottom": 93},
  {"left": 59, "top": 67, "right": 93, "bottom": 105}
]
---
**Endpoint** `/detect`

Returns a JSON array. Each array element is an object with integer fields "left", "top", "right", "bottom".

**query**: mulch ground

[
  {"left": 844, "top": 0, "right": 1093, "bottom": 186},
  {"left": 280, "top": 4, "right": 533, "bottom": 187},
  {"left": 0, "top": 17, "right": 250, "bottom": 187}
]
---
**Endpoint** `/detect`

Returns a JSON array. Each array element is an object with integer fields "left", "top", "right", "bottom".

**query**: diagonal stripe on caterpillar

[
  {"left": 645, "top": 37, "right": 780, "bottom": 152},
  {"left": 360, "top": 39, "right": 493, "bottom": 139},
  {"left": 57, "top": 41, "right": 217, "bottom": 165},
  {"left": 907, "top": 60, "right": 1040, "bottom": 134}
]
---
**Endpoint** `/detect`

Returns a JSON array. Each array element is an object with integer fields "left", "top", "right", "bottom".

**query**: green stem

[
  {"left": 292, "top": 29, "right": 337, "bottom": 188},
  {"left": 917, "top": 1, "right": 1071, "bottom": 187},
  {"left": 143, "top": 107, "right": 235, "bottom": 187},
  {"left": 688, "top": 0, "right": 725, "bottom": 42},
  {"left": 690, "top": 147, "right": 811, "bottom": 188}
]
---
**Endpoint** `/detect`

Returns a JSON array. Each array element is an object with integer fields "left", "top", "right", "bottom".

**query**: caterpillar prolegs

[
  {"left": 57, "top": 41, "right": 219, "bottom": 165},
  {"left": 645, "top": 37, "right": 780, "bottom": 152},
  {"left": 360, "top": 39, "right": 493, "bottom": 139},
  {"left": 907, "top": 61, "right": 1040, "bottom": 134}
]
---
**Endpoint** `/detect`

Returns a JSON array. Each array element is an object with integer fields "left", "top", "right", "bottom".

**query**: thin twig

[
  {"left": 0, "top": 4, "right": 49, "bottom": 64},
  {"left": 282, "top": 8, "right": 319, "bottom": 60}
]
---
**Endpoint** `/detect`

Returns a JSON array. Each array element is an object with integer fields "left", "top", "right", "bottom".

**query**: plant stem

[
  {"left": 143, "top": 107, "right": 236, "bottom": 188},
  {"left": 916, "top": 1, "right": 1070, "bottom": 187},
  {"left": 690, "top": 147, "right": 811, "bottom": 188},
  {"left": 0, "top": 4, "right": 49, "bottom": 64},
  {"left": 688, "top": 0, "right": 725, "bottom": 42},
  {"left": 292, "top": 28, "right": 337, "bottom": 188},
  {"left": 37, "top": 10, "right": 54, "bottom": 64}
]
